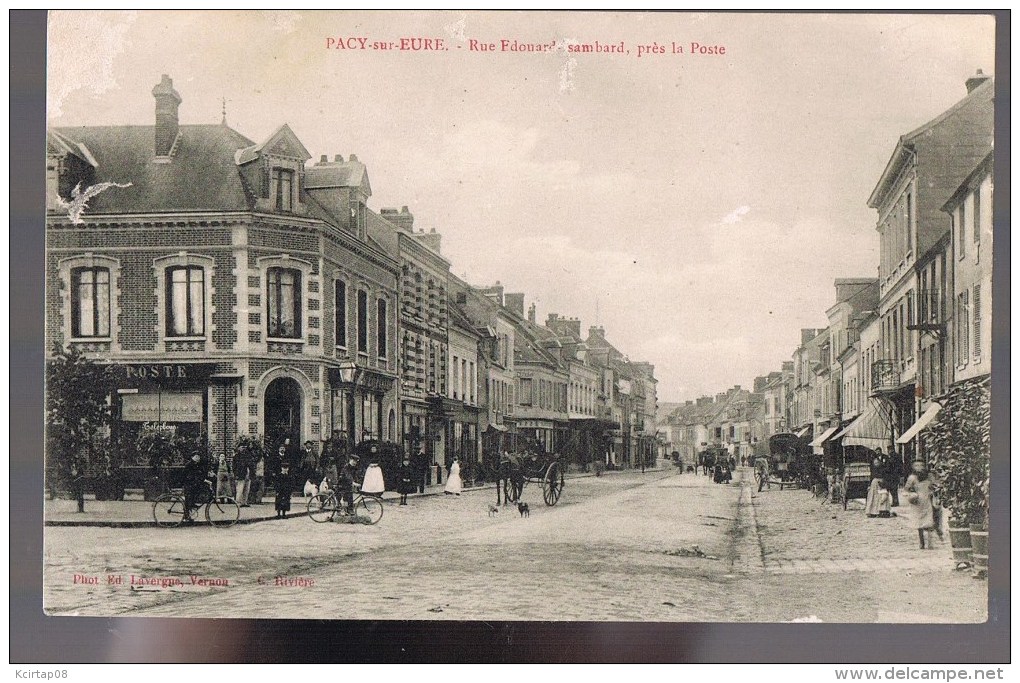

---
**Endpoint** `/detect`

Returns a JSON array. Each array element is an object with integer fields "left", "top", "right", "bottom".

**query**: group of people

[
  {"left": 179, "top": 431, "right": 468, "bottom": 520},
  {"left": 865, "top": 448, "right": 943, "bottom": 549}
]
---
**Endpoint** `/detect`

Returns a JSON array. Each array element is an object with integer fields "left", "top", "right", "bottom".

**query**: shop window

[
  {"left": 71, "top": 267, "right": 111, "bottom": 338},
  {"left": 165, "top": 266, "right": 205, "bottom": 337},
  {"left": 267, "top": 267, "right": 302, "bottom": 338}
]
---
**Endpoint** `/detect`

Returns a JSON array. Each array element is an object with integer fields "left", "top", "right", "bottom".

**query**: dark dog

[
  {"left": 487, "top": 504, "right": 499, "bottom": 517},
  {"left": 517, "top": 502, "right": 530, "bottom": 518}
]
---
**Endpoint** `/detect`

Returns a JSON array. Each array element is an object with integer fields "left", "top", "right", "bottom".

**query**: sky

[{"left": 46, "top": 11, "right": 996, "bottom": 402}]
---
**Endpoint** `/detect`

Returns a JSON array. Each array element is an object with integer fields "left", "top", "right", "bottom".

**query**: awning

[
  {"left": 835, "top": 401, "right": 894, "bottom": 449},
  {"left": 809, "top": 426, "right": 840, "bottom": 449},
  {"left": 487, "top": 423, "right": 508, "bottom": 432},
  {"left": 794, "top": 427, "right": 810, "bottom": 438},
  {"left": 896, "top": 402, "right": 942, "bottom": 444}
]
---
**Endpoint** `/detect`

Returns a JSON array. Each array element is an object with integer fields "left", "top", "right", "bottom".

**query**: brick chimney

[
  {"left": 504, "top": 293, "right": 525, "bottom": 317},
  {"left": 966, "top": 68, "right": 991, "bottom": 93},
  {"left": 152, "top": 74, "right": 182, "bottom": 158},
  {"left": 528, "top": 303, "right": 536, "bottom": 324},
  {"left": 381, "top": 205, "right": 414, "bottom": 233},
  {"left": 416, "top": 227, "right": 441, "bottom": 254},
  {"left": 480, "top": 282, "right": 504, "bottom": 306}
]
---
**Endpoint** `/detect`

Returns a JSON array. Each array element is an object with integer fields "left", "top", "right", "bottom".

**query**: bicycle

[
  {"left": 307, "top": 487, "right": 384, "bottom": 525},
  {"left": 152, "top": 480, "right": 240, "bottom": 528}
]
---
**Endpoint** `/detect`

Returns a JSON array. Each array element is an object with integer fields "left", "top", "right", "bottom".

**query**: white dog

[
  {"left": 319, "top": 478, "right": 332, "bottom": 494},
  {"left": 303, "top": 480, "right": 319, "bottom": 498}
]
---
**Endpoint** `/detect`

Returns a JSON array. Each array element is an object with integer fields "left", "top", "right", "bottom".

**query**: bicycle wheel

[
  {"left": 353, "top": 496, "right": 384, "bottom": 525},
  {"left": 153, "top": 492, "right": 187, "bottom": 528},
  {"left": 206, "top": 496, "right": 240, "bottom": 528},
  {"left": 308, "top": 493, "right": 338, "bottom": 523}
]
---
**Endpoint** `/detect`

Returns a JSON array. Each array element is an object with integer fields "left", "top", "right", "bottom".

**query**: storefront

[
  {"left": 109, "top": 362, "right": 225, "bottom": 487},
  {"left": 328, "top": 364, "right": 395, "bottom": 451}
]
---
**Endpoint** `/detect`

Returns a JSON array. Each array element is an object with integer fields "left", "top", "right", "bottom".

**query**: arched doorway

[{"left": 265, "top": 377, "right": 302, "bottom": 450}]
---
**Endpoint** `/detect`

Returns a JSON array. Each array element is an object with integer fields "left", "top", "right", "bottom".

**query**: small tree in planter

[{"left": 925, "top": 376, "right": 991, "bottom": 530}]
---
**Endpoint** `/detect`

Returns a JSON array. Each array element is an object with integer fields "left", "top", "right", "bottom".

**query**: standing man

[
  {"left": 882, "top": 447, "right": 901, "bottom": 508},
  {"left": 412, "top": 446, "right": 428, "bottom": 494}
]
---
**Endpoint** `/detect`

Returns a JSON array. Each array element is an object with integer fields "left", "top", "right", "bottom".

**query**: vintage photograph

[{"left": 42, "top": 10, "right": 995, "bottom": 623}]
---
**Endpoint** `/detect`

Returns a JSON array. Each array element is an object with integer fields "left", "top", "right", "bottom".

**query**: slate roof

[
  {"left": 50, "top": 124, "right": 258, "bottom": 214},
  {"left": 304, "top": 157, "right": 371, "bottom": 194}
]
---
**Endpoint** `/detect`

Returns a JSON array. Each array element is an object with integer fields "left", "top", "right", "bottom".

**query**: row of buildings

[
  {"left": 663, "top": 71, "right": 994, "bottom": 474},
  {"left": 45, "top": 75, "right": 660, "bottom": 483}
]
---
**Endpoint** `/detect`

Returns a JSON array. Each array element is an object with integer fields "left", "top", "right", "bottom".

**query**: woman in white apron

[{"left": 445, "top": 457, "right": 463, "bottom": 495}]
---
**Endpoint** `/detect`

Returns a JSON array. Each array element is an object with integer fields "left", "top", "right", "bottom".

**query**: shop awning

[
  {"left": 835, "top": 402, "right": 893, "bottom": 449},
  {"left": 487, "top": 423, "right": 508, "bottom": 432},
  {"left": 794, "top": 427, "right": 810, "bottom": 438},
  {"left": 809, "top": 426, "right": 840, "bottom": 449},
  {"left": 896, "top": 402, "right": 942, "bottom": 444}
]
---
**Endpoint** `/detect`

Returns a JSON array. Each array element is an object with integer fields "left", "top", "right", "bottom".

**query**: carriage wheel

[
  {"left": 503, "top": 477, "right": 521, "bottom": 503},
  {"left": 542, "top": 462, "right": 564, "bottom": 506}
]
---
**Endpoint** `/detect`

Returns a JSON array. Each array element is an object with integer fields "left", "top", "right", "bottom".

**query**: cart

[
  {"left": 499, "top": 451, "right": 565, "bottom": 506},
  {"left": 839, "top": 461, "right": 873, "bottom": 510}
]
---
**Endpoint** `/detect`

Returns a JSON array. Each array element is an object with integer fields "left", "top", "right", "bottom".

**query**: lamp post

[{"left": 337, "top": 358, "right": 360, "bottom": 452}]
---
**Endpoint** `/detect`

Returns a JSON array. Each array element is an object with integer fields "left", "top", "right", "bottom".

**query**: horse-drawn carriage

[
  {"left": 761, "top": 433, "right": 819, "bottom": 490},
  {"left": 499, "top": 451, "right": 565, "bottom": 506}
]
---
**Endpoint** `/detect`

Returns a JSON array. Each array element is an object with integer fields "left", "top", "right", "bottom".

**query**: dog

[
  {"left": 303, "top": 480, "right": 319, "bottom": 498},
  {"left": 517, "top": 502, "right": 530, "bottom": 518},
  {"left": 487, "top": 504, "right": 499, "bottom": 517}
]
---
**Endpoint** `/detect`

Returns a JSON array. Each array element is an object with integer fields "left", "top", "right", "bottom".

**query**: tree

[
  {"left": 45, "top": 343, "right": 115, "bottom": 512},
  {"left": 925, "top": 376, "right": 991, "bottom": 527}
]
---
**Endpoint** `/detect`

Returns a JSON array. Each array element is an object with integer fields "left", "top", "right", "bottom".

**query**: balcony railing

[{"left": 871, "top": 359, "right": 901, "bottom": 393}]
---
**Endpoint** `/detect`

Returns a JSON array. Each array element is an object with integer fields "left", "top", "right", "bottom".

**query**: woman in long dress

[
  {"left": 864, "top": 453, "right": 891, "bottom": 517},
  {"left": 904, "top": 460, "right": 937, "bottom": 549},
  {"left": 444, "top": 457, "right": 463, "bottom": 496}
]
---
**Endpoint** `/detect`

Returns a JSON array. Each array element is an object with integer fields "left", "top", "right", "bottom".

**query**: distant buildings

[{"left": 664, "top": 71, "right": 994, "bottom": 478}]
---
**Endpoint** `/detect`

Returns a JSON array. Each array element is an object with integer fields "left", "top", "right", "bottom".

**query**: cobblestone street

[{"left": 44, "top": 468, "right": 986, "bottom": 622}]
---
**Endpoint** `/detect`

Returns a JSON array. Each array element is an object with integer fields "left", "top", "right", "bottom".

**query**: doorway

[{"left": 265, "top": 377, "right": 302, "bottom": 450}]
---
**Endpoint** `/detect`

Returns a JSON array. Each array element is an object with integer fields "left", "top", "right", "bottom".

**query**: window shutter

[
  {"left": 259, "top": 167, "right": 270, "bottom": 198},
  {"left": 973, "top": 284, "right": 981, "bottom": 358}
]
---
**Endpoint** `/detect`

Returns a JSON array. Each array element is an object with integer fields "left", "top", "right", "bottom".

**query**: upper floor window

[
  {"left": 274, "top": 168, "right": 294, "bottom": 212},
  {"left": 377, "top": 298, "right": 388, "bottom": 359},
  {"left": 71, "top": 267, "right": 111, "bottom": 338},
  {"left": 165, "top": 266, "right": 205, "bottom": 337},
  {"left": 267, "top": 267, "right": 302, "bottom": 338},
  {"left": 335, "top": 279, "right": 347, "bottom": 348},
  {"left": 357, "top": 289, "right": 368, "bottom": 354},
  {"left": 957, "top": 202, "right": 967, "bottom": 259},
  {"left": 973, "top": 188, "right": 981, "bottom": 244}
]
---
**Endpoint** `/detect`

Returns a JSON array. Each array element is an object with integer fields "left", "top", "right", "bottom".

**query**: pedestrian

[
  {"left": 338, "top": 454, "right": 360, "bottom": 513},
  {"left": 215, "top": 454, "right": 235, "bottom": 501},
  {"left": 904, "top": 460, "right": 939, "bottom": 549},
  {"left": 411, "top": 447, "right": 427, "bottom": 493},
  {"left": 301, "top": 440, "right": 319, "bottom": 488},
  {"left": 397, "top": 455, "right": 414, "bottom": 505},
  {"left": 362, "top": 459, "right": 386, "bottom": 497},
  {"left": 234, "top": 450, "right": 252, "bottom": 508},
  {"left": 444, "top": 457, "right": 462, "bottom": 495},
  {"left": 864, "top": 451, "right": 891, "bottom": 518},
  {"left": 182, "top": 451, "right": 209, "bottom": 523},
  {"left": 883, "top": 450, "right": 902, "bottom": 507},
  {"left": 250, "top": 455, "right": 265, "bottom": 505},
  {"left": 274, "top": 462, "right": 294, "bottom": 518}
]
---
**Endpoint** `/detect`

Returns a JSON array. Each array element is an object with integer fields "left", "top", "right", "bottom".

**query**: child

[
  {"left": 275, "top": 462, "right": 293, "bottom": 518},
  {"left": 398, "top": 455, "right": 414, "bottom": 506}
]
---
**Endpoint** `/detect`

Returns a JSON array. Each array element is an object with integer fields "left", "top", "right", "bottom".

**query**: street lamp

[{"left": 336, "top": 358, "right": 361, "bottom": 451}]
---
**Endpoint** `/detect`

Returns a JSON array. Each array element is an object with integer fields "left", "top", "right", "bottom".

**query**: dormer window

[{"left": 274, "top": 168, "right": 294, "bottom": 212}]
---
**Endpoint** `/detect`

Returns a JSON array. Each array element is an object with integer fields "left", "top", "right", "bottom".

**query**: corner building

[{"left": 46, "top": 76, "right": 400, "bottom": 478}]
